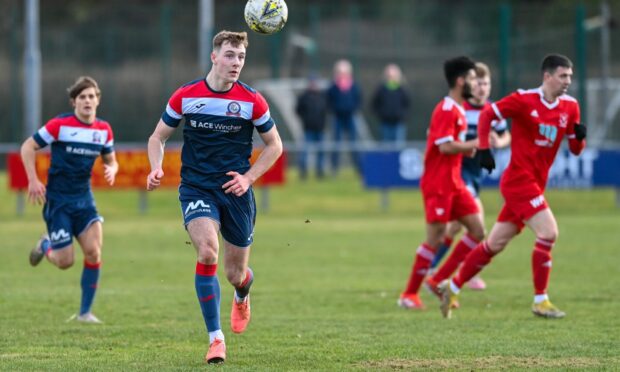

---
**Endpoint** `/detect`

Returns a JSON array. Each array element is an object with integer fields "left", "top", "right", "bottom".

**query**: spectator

[
  {"left": 296, "top": 73, "right": 328, "bottom": 180},
  {"left": 327, "top": 59, "right": 362, "bottom": 175},
  {"left": 372, "top": 63, "right": 410, "bottom": 145}
]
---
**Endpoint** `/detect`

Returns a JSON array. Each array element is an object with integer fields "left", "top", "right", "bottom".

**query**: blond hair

[
  {"left": 475, "top": 62, "right": 491, "bottom": 79},
  {"left": 212, "top": 30, "right": 249, "bottom": 51}
]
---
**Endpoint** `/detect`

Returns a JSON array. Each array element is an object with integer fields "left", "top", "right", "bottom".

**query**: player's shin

[
  {"left": 432, "top": 233, "right": 479, "bottom": 283},
  {"left": 80, "top": 260, "right": 101, "bottom": 315},
  {"left": 234, "top": 267, "right": 253, "bottom": 302},
  {"left": 404, "top": 243, "right": 436, "bottom": 294},
  {"left": 453, "top": 241, "right": 494, "bottom": 289},
  {"left": 195, "top": 262, "right": 223, "bottom": 342},
  {"left": 532, "top": 238, "right": 554, "bottom": 296}
]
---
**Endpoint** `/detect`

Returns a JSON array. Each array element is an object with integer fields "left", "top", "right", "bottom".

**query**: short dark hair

[
  {"left": 541, "top": 54, "right": 573, "bottom": 74},
  {"left": 444, "top": 56, "right": 476, "bottom": 88},
  {"left": 212, "top": 30, "right": 249, "bottom": 51},
  {"left": 67, "top": 76, "right": 101, "bottom": 99}
]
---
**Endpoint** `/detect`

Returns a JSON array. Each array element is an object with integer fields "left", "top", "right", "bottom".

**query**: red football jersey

[
  {"left": 420, "top": 96, "right": 468, "bottom": 195},
  {"left": 485, "top": 88, "right": 581, "bottom": 198}
]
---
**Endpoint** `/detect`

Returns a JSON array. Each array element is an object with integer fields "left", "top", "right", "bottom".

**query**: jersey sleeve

[
  {"left": 491, "top": 92, "right": 524, "bottom": 122},
  {"left": 101, "top": 123, "right": 115, "bottom": 155},
  {"left": 566, "top": 103, "right": 582, "bottom": 139},
  {"left": 252, "top": 91, "right": 275, "bottom": 133},
  {"left": 161, "top": 87, "right": 184, "bottom": 128},
  {"left": 566, "top": 102, "right": 585, "bottom": 155},
  {"left": 32, "top": 118, "right": 61, "bottom": 148},
  {"left": 429, "top": 108, "right": 457, "bottom": 146}
]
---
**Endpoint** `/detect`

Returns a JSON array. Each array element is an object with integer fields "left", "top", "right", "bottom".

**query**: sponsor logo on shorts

[
  {"left": 50, "top": 229, "right": 71, "bottom": 243},
  {"left": 184, "top": 200, "right": 212, "bottom": 218},
  {"left": 529, "top": 195, "right": 545, "bottom": 208},
  {"left": 435, "top": 208, "right": 445, "bottom": 216}
]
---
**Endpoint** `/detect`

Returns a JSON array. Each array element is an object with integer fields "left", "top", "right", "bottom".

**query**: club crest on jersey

[
  {"left": 559, "top": 113, "right": 568, "bottom": 128},
  {"left": 92, "top": 131, "right": 101, "bottom": 143},
  {"left": 226, "top": 101, "right": 241, "bottom": 117}
]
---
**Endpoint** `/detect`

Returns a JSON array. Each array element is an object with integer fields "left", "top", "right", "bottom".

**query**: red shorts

[
  {"left": 497, "top": 193, "right": 549, "bottom": 231},
  {"left": 422, "top": 187, "right": 479, "bottom": 224}
]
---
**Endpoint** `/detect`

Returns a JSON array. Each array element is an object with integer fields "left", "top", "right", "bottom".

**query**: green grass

[{"left": 1, "top": 170, "right": 619, "bottom": 371}]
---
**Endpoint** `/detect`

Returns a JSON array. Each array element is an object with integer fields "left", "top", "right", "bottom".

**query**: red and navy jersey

[
  {"left": 162, "top": 79, "right": 275, "bottom": 189},
  {"left": 32, "top": 113, "right": 115, "bottom": 199},
  {"left": 490, "top": 87, "right": 580, "bottom": 198},
  {"left": 420, "top": 96, "right": 468, "bottom": 195}
]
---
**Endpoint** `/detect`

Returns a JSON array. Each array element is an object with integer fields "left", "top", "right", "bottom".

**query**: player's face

[
  {"left": 545, "top": 66, "right": 572, "bottom": 98},
  {"left": 474, "top": 76, "right": 491, "bottom": 103},
  {"left": 72, "top": 87, "right": 99, "bottom": 121},
  {"left": 461, "top": 69, "right": 477, "bottom": 100},
  {"left": 212, "top": 42, "right": 246, "bottom": 84}
]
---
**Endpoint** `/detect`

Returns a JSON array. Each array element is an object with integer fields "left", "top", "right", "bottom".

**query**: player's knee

[
  {"left": 196, "top": 242, "right": 218, "bottom": 264},
  {"left": 466, "top": 224, "right": 485, "bottom": 242},
  {"left": 537, "top": 230, "right": 558, "bottom": 244},
  {"left": 486, "top": 238, "right": 507, "bottom": 254},
  {"left": 56, "top": 257, "right": 74, "bottom": 270},
  {"left": 84, "top": 251, "right": 101, "bottom": 264}
]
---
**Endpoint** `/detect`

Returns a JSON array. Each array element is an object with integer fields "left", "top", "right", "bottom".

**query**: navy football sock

[
  {"left": 195, "top": 262, "right": 221, "bottom": 332},
  {"left": 80, "top": 260, "right": 101, "bottom": 315}
]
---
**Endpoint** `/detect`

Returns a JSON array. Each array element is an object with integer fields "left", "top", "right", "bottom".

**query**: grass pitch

[{"left": 1, "top": 170, "right": 619, "bottom": 371}]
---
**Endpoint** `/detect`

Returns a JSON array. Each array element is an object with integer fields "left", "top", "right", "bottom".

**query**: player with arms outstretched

[
  {"left": 22, "top": 76, "right": 118, "bottom": 323},
  {"left": 398, "top": 56, "right": 485, "bottom": 310},
  {"left": 426, "top": 62, "right": 511, "bottom": 292},
  {"left": 439, "top": 54, "right": 587, "bottom": 319},
  {"left": 146, "top": 31, "right": 282, "bottom": 364}
]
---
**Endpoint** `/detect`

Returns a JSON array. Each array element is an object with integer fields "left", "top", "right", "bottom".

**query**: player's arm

[
  {"left": 438, "top": 138, "right": 478, "bottom": 155},
  {"left": 20, "top": 137, "right": 46, "bottom": 205},
  {"left": 101, "top": 152, "right": 118, "bottom": 186},
  {"left": 431, "top": 107, "right": 477, "bottom": 155},
  {"left": 146, "top": 119, "right": 176, "bottom": 191},
  {"left": 223, "top": 126, "right": 283, "bottom": 197}
]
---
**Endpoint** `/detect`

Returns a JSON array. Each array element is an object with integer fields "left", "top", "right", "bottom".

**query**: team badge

[
  {"left": 92, "top": 131, "right": 101, "bottom": 143},
  {"left": 226, "top": 101, "right": 241, "bottom": 117},
  {"left": 559, "top": 113, "right": 568, "bottom": 128}
]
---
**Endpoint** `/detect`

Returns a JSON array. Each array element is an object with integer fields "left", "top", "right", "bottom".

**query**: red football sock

[
  {"left": 532, "top": 238, "right": 554, "bottom": 295},
  {"left": 453, "top": 241, "right": 494, "bottom": 289},
  {"left": 404, "top": 243, "right": 436, "bottom": 294},
  {"left": 432, "top": 233, "right": 480, "bottom": 283}
]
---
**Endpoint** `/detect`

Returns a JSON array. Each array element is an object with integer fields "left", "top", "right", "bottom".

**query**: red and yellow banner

[{"left": 8, "top": 149, "right": 285, "bottom": 190}]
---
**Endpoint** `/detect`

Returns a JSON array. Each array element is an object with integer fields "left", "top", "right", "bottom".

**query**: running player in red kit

[
  {"left": 398, "top": 56, "right": 485, "bottom": 310},
  {"left": 439, "top": 54, "right": 587, "bottom": 319}
]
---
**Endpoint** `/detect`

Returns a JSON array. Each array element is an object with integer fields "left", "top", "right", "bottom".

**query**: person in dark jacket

[
  {"left": 372, "top": 63, "right": 410, "bottom": 145},
  {"left": 296, "top": 74, "right": 328, "bottom": 179},
  {"left": 327, "top": 59, "right": 362, "bottom": 175}
]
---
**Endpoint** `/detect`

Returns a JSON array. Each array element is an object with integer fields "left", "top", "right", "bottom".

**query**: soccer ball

[{"left": 244, "top": 0, "right": 288, "bottom": 35}]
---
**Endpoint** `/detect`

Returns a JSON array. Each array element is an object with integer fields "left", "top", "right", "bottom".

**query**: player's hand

[
  {"left": 27, "top": 179, "right": 47, "bottom": 205},
  {"left": 146, "top": 168, "right": 164, "bottom": 191},
  {"left": 103, "top": 163, "right": 118, "bottom": 186},
  {"left": 223, "top": 171, "right": 251, "bottom": 197},
  {"left": 574, "top": 123, "right": 587, "bottom": 141},
  {"left": 478, "top": 149, "right": 495, "bottom": 172}
]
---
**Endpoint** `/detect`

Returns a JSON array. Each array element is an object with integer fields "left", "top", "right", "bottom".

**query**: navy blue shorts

[
  {"left": 461, "top": 168, "right": 483, "bottom": 198},
  {"left": 179, "top": 184, "right": 256, "bottom": 248},
  {"left": 43, "top": 196, "right": 103, "bottom": 250}
]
